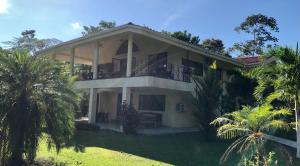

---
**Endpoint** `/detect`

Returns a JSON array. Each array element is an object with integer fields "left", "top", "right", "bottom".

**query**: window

[
  {"left": 139, "top": 95, "right": 165, "bottom": 111},
  {"left": 148, "top": 52, "right": 168, "bottom": 74}
]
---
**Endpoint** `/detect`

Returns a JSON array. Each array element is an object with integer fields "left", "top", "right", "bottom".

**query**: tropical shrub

[
  {"left": 121, "top": 102, "right": 139, "bottom": 134},
  {"left": 0, "top": 50, "right": 80, "bottom": 165},
  {"left": 253, "top": 46, "right": 300, "bottom": 157},
  {"left": 193, "top": 68, "right": 223, "bottom": 139},
  {"left": 241, "top": 151, "right": 278, "bottom": 166},
  {"left": 222, "top": 69, "right": 257, "bottom": 112},
  {"left": 77, "top": 92, "right": 89, "bottom": 118},
  {"left": 211, "top": 104, "right": 291, "bottom": 165}
]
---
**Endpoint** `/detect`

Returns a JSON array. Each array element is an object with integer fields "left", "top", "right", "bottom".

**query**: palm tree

[
  {"left": 253, "top": 45, "right": 300, "bottom": 157},
  {"left": 193, "top": 68, "right": 223, "bottom": 138},
  {"left": 211, "top": 104, "right": 291, "bottom": 164},
  {"left": 0, "top": 50, "right": 80, "bottom": 165}
]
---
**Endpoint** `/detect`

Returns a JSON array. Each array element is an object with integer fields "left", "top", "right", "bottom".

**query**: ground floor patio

[{"left": 79, "top": 86, "right": 198, "bottom": 130}]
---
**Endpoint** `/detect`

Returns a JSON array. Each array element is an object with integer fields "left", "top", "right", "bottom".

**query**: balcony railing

[
  {"left": 132, "top": 62, "right": 193, "bottom": 82},
  {"left": 74, "top": 62, "right": 197, "bottom": 82}
]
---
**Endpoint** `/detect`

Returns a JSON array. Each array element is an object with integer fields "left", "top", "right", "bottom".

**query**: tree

[
  {"left": 253, "top": 46, "right": 300, "bottom": 158},
  {"left": 232, "top": 14, "right": 279, "bottom": 56},
  {"left": 82, "top": 20, "right": 116, "bottom": 36},
  {"left": 221, "top": 69, "right": 257, "bottom": 113},
  {"left": 211, "top": 104, "right": 291, "bottom": 165},
  {"left": 201, "top": 38, "right": 225, "bottom": 54},
  {"left": 193, "top": 66, "right": 223, "bottom": 139},
  {"left": 0, "top": 50, "right": 80, "bottom": 165},
  {"left": 3, "top": 30, "right": 61, "bottom": 55},
  {"left": 162, "top": 30, "right": 200, "bottom": 45}
]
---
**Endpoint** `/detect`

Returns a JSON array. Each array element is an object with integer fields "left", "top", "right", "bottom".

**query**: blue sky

[{"left": 0, "top": 0, "right": 299, "bottom": 52}]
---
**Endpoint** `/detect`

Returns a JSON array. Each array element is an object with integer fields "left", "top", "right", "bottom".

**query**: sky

[{"left": 0, "top": 0, "right": 299, "bottom": 54}]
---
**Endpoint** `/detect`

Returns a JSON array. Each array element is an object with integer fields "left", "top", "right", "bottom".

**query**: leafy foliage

[
  {"left": 241, "top": 151, "right": 278, "bottom": 166},
  {"left": 81, "top": 20, "right": 116, "bottom": 36},
  {"left": 211, "top": 104, "right": 291, "bottom": 164},
  {"left": 253, "top": 46, "right": 300, "bottom": 110},
  {"left": 193, "top": 69, "right": 223, "bottom": 138},
  {"left": 120, "top": 102, "right": 139, "bottom": 134},
  {"left": 0, "top": 50, "right": 80, "bottom": 165},
  {"left": 201, "top": 38, "right": 225, "bottom": 54},
  {"left": 231, "top": 14, "right": 279, "bottom": 56},
  {"left": 3, "top": 30, "right": 61, "bottom": 55},
  {"left": 253, "top": 46, "right": 300, "bottom": 157},
  {"left": 162, "top": 30, "right": 200, "bottom": 45},
  {"left": 221, "top": 69, "right": 257, "bottom": 113}
]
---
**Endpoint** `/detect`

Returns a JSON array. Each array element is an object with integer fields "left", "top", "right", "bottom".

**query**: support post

[
  {"left": 88, "top": 88, "right": 97, "bottom": 124},
  {"left": 122, "top": 87, "right": 131, "bottom": 105},
  {"left": 120, "top": 87, "right": 131, "bottom": 132},
  {"left": 126, "top": 33, "right": 133, "bottom": 77},
  {"left": 70, "top": 48, "right": 75, "bottom": 75},
  {"left": 93, "top": 42, "right": 100, "bottom": 79}
]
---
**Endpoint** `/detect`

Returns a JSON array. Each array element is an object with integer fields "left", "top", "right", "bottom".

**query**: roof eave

[{"left": 37, "top": 24, "right": 244, "bottom": 67}]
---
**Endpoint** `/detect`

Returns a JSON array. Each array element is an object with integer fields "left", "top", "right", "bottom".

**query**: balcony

[{"left": 73, "top": 61, "right": 199, "bottom": 83}]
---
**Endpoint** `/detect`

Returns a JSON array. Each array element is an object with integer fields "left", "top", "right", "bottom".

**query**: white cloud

[
  {"left": 0, "top": 0, "right": 9, "bottom": 14},
  {"left": 71, "top": 22, "right": 83, "bottom": 30},
  {"left": 161, "top": 13, "right": 181, "bottom": 30}
]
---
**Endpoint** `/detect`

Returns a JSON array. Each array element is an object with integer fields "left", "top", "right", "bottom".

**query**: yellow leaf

[{"left": 210, "top": 60, "right": 217, "bottom": 69}]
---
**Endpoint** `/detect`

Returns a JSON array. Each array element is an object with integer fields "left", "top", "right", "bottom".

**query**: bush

[
  {"left": 75, "top": 93, "right": 89, "bottom": 118},
  {"left": 75, "top": 121, "right": 100, "bottom": 131},
  {"left": 120, "top": 102, "right": 139, "bottom": 134},
  {"left": 241, "top": 152, "right": 278, "bottom": 166}
]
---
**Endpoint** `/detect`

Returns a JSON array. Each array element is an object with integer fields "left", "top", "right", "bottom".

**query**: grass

[{"left": 37, "top": 130, "right": 300, "bottom": 166}]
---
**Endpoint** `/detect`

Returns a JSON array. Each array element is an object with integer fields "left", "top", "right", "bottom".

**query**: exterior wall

[
  {"left": 96, "top": 88, "right": 197, "bottom": 128},
  {"left": 98, "top": 91, "right": 118, "bottom": 121},
  {"left": 131, "top": 88, "right": 197, "bottom": 128}
]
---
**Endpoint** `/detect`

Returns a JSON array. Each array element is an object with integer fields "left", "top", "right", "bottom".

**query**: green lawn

[{"left": 37, "top": 130, "right": 300, "bottom": 166}]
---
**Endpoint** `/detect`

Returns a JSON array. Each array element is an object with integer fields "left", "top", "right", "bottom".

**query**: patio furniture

[{"left": 139, "top": 112, "right": 162, "bottom": 128}]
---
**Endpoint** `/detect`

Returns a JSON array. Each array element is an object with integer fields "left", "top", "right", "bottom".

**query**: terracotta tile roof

[{"left": 235, "top": 56, "right": 262, "bottom": 65}]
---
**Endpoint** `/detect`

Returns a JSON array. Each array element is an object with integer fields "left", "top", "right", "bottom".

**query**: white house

[{"left": 39, "top": 23, "right": 244, "bottom": 131}]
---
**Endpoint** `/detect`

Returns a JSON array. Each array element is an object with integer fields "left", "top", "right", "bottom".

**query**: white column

[
  {"left": 70, "top": 48, "right": 75, "bottom": 75},
  {"left": 120, "top": 87, "right": 131, "bottom": 132},
  {"left": 122, "top": 87, "right": 131, "bottom": 104},
  {"left": 93, "top": 42, "right": 100, "bottom": 79},
  {"left": 126, "top": 33, "right": 133, "bottom": 77},
  {"left": 88, "top": 88, "right": 97, "bottom": 124}
]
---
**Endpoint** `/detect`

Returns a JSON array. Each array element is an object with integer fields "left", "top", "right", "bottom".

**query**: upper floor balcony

[
  {"left": 44, "top": 29, "right": 230, "bottom": 90},
  {"left": 73, "top": 59, "right": 201, "bottom": 83}
]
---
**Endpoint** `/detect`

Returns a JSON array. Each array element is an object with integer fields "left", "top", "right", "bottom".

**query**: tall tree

[
  {"left": 232, "top": 14, "right": 279, "bottom": 56},
  {"left": 201, "top": 38, "right": 225, "bottom": 54},
  {"left": 162, "top": 30, "right": 200, "bottom": 45},
  {"left": 0, "top": 50, "right": 80, "bottom": 165},
  {"left": 3, "top": 30, "right": 61, "bottom": 55},
  {"left": 82, "top": 20, "right": 116, "bottom": 36},
  {"left": 254, "top": 45, "right": 300, "bottom": 158}
]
